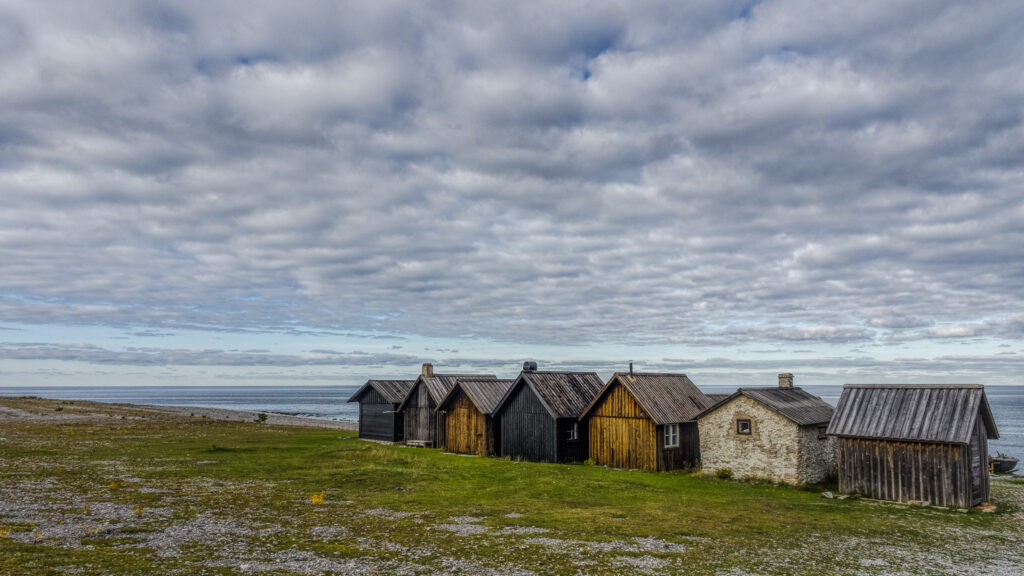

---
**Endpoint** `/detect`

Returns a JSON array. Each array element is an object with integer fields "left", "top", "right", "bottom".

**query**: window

[
  {"left": 664, "top": 423, "right": 679, "bottom": 448},
  {"left": 736, "top": 419, "right": 752, "bottom": 435},
  {"left": 567, "top": 422, "right": 578, "bottom": 441},
  {"left": 817, "top": 424, "right": 828, "bottom": 440}
]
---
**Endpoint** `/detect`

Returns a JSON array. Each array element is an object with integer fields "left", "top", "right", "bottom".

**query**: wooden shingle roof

[
  {"left": 580, "top": 373, "right": 714, "bottom": 424},
  {"left": 346, "top": 380, "right": 415, "bottom": 404},
  {"left": 696, "top": 387, "right": 834, "bottom": 426},
  {"left": 397, "top": 373, "right": 497, "bottom": 411},
  {"left": 495, "top": 371, "right": 605, "bottom": 419},
  {"left": 436, "top": 379, "right": 515, "bottom": 415},
  {"left": 826, "top": 384, "right": 999, "bottom": 444}
]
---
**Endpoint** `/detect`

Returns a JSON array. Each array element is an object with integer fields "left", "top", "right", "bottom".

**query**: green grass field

[{"left": 2, "top": 396, "right": 1022, "bottom": 575}]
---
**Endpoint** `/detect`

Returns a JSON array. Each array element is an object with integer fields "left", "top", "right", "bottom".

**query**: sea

[{"left": 2, "top": 384, "right": 1022, "bottom": 465}]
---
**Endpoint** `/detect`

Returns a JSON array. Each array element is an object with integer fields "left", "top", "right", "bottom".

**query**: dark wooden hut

[
  {"left": 346, "top": 379, "right": 415, "bottom": 442},
  {"left": 579, "top": 370, "right": 713, "bottom": 471},
  {"left": 435, "top": 378, "right": 514, "bottom": 456},
  {"left": 396, "top": 363, "right": 496, "bottom": 447},
  {"left": 827, "top": 384, "right": 999, "bottom": 507},
  {"left": 492, "top": 365, "right": 604, "bottom": 463}
]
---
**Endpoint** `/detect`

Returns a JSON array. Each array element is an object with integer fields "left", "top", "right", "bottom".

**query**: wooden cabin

[
  {"left": 396, "top": 363, "right": 496, "bottom": 447},
  {"left": 492, "top": 364, "right": 604, "bottom": 463},
  {"left": 435, "top": 378, "right": 514, "bottom": 456},
  {"left": 346, "top": 379, "right": 415, "bottom": 442},
  {"left": 827, "top": 384, "right": 999, "bottom": 507},
  {"left": 696, "top": 374, "right": 835, "bottom": 485},
  {"left": 579, "top": 370, "right": 713, "bottom": 471}
]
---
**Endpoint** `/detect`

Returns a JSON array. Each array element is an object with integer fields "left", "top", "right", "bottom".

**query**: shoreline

[{"left": 0, "top": 395, "right": 357, "bottom": 430}]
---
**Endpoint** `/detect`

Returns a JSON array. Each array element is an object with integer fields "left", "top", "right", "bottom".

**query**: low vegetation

[{"left": 1, "top": 396, "right": 1022, "bottom": 575}]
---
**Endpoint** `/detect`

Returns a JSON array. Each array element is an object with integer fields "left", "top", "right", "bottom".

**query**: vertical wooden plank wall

[
  {"left": 587, "top": 384, "right": 658, "bottom": 470},
  {"left": 443, "top": 390, "right": 488, "bottom": 456},
  {"left": 968, "top": 418, "right": 989, "bottom": 506},
  {"left": 837, "top": 438, "right": 972, "bottom": 507},
  {"left": 404, "top": 384, "right": 436, "bottom": 445},
  {"left": 500, "top": 384, "right": 556, "bottom": 462},
  {"left": 357, "top": 388, "right": 399, "bottom": 442}
]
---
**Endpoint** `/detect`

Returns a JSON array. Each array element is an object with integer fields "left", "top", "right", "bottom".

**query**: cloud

[
  {"left": 0, "top": 0, "right": 1022, "bottom": 381},
  {"left": 0, "top": 342, "right": 429, "bottom": 368}
]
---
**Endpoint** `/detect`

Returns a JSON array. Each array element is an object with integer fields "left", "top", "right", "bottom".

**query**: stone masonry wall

[
  {"left": 795, "top": 423, "right": 836, "bottom": 484},
  {"left": 698, "top": 396, "right": 801, "bottom": 484}
]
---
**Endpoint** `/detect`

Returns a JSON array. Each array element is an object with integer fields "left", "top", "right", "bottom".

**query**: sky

[{"left": 1, "top": 1, "right": 1023, "bottom": 389}]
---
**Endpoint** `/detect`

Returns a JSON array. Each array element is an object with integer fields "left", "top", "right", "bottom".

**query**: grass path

[{"left": 2, "top": 396, "right": 1022, "bottom": 575}]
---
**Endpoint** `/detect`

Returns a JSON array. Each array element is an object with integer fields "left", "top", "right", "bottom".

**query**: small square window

[
  {"left": 664, "top": 423, "right": 679, "bottom": 448},
  {"left": 736, "top": 419, "right": 752, "bottom": 435},
  {"left": 818, "top": 424, "right": 828, "bottom": 440},
  {"left": 567, "top": 422, "right": 578, "bottom": 441}
]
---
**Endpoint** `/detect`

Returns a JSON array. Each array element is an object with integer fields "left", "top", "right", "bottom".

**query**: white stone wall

[{"left": 698, "top": 396, "right": 801, "bottom": 484}]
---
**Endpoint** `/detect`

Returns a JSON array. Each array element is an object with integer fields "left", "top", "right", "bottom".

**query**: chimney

[
  {"left": 421, "top": 363, "right": 434, "bottom": 377},
  {"left": 778, "top": 373, "right": 793, "bottom": 388},
  {"left": 629, "top": 361, "right": 633, "bottom": 375}
]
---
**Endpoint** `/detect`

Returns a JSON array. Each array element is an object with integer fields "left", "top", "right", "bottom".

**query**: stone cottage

[{"left": 695, "top": 374, "right": 835, "bottom": 485}]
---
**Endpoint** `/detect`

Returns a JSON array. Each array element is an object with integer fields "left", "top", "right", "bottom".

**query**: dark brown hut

[
  {"left": 396, "top": 364, "right": 496, "bottom": 447},
  {"left": 346, "top": 379, "right": 415, "bottom": 442},
  {"left": 579, "top": 371, "right": 713, "bottom": 471},
  {"left": 435, "top": 378, "right": 514, "bottom": 456},
  {"left": 827, "top": 384, "right": 999, "bottom": 507},
  {"left": 491, "top": 364, "right": 604, "bottom": 463}
]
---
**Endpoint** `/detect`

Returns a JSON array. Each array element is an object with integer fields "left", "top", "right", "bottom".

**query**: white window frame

[
  {"left": 664, "top": 423, "right": 679, "bottom": 448},
  {"left": 568, "top": 422, "right": 578, "bottom": 441}
]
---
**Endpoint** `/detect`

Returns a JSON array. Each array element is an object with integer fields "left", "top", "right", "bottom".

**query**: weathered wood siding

[
  {"left": 658, "top": 422, "right": 700, "bottom": 471},
  {"left": 836, "top": 437, "right": 976, "bottom": 507},
  {"left": 404, "top": 382, "right": 437, "bottom": 446},
  {"left": 555, "top": 418, "right": 588, "bottom": 463},
  {"left": 588, "top": 383, "right": 658, "bottom": 470},
  {"left": 500, "top": 383, "right": 556, "bottom": 462},
  {"left": 969, "top": 418, "right": 989, "bottom": 506},
  {"left": 357, "top": 387, "right": 401, "bottom": 442},
  {"left": 443, "top": 389, "right": 488, "bottom": 456},
  {"left": 587, "top": 384, "right": 700, "bottom": 471}
]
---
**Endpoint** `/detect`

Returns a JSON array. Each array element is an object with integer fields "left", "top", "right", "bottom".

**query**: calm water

[
  {"left": 2, "top": 384, "right": 1022, "bottom": 465},
  {"left": 0, "top": 385, "right": 362, "bottom": 421}
]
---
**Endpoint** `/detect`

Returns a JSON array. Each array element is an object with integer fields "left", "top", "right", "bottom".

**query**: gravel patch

[
  {"left": 205, "top": 548, "right": 414, "bottom": 575},
  {"left": 144, "top": 512, "right": 282, "bottom": 558},
  {"left": 500, "top": 526, "right": 549, "bottom": 535},
  {"left": 362, "top": 508, "right": 417, "bottom": 520},
  {"left": 524, "top": 536, "right": 687, "bottom": 554}
]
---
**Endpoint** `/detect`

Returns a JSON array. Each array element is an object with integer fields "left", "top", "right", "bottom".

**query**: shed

[
  {"left": 827, "top": 384, "right": 999, "bottom": 507},
  {"left": 435, "top": 378, "right": 515, "bottom": 456},
  {"left": 579, "top": 370, "right": 713, "bottom": 471},
  {"left": 492, "top": 366, "right": 604, "bottom": 463},
  {"left": 396, "top": 363, "right": 496, "bottom": 447},
  {"left": 696, "top": 374, "right": 835, "bottom": 484},
  {"left": 346, "top": 379, "right": 415, "bottom": 442}
]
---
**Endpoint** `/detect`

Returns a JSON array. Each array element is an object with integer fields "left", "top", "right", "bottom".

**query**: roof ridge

[{"left": 842, "top": 383, "right": 983, "bottom": 389}]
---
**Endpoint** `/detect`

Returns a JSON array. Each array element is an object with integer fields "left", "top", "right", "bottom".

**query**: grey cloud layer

[{"left": 2, "top": 1, "right": 1023, "bottom": 349}]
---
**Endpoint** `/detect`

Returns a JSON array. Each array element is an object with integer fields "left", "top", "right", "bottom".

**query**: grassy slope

[{"left": 1, "top": 396, "right": 1022, "bottom": 575}]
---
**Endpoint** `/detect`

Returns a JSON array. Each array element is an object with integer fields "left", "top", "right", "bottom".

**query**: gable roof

[
  {"left": 397, "top": 373, "right": 497, "bottom": 411},
  {"left": 494, "top": 371, "right": 604, "bottom": 419},
  {"left": 347, "top": 380, "right": 415, "bottom": 404},
  {"left": 436, "top": 379, "right": 515, "bottom": 415},
  {"left": 580, "top": 372, "right": 714, "bottom": 424},
  {"left": 696, "top": 387, "right": 834, "bottom": 426},
  {"left": 826, "top": 384, "right": 999, "bottom": 444}
]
